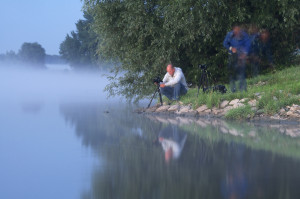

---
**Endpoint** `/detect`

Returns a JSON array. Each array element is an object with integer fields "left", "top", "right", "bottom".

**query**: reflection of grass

[
  {"left": 182, "top": 122, "right": 300, "bottom": 159},
  {"left": 178, "top": 65, "right": 300, "bottom": 118}
]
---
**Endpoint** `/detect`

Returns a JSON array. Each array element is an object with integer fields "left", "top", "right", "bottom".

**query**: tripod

[
  {"left": 147, "top": 84, "right": 163, "bottom": 108},
  {"left": 197, "top": 68, "right": 209, "bottom": 97}
]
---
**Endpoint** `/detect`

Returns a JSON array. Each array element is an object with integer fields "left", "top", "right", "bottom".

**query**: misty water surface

[{"left": 1, "top": 66, "right": 300, "bottom": 199}]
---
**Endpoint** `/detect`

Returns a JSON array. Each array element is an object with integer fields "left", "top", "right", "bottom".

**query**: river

[{"left": 0, "top": 66, "right": 300, "bottom": 199}]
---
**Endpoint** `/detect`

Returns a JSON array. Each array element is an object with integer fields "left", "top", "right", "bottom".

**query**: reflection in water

[
  {"left": 159, "top": 125, "right": 187, "bottom": 163},
  {"left": 60, "top": 102, "right": 300, "bottom": 199},
  {"left": 21, "top": 100, "right": 44, "bottom": 114}
]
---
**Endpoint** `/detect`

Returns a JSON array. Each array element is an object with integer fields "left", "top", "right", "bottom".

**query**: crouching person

[{"left": 159, "top": 64, "right": 188, "bottom": 101}]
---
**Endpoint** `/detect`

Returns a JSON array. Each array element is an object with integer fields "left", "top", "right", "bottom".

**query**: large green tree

[
  {"left": 18, "top": 42, "right": 46, "bottom": 67},
  {"left": 59, "top": 12, "right": 99, "bottom": 69},
  {"left": 83, "top": 0, "right": 300, "bottom": 100}
]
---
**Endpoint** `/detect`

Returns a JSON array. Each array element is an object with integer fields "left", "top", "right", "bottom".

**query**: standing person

[
  {"left": 159, "top": 63, "right": 188, "bottom": 101},
  {"left": 248, "top": 24, "right": 261, "bottom": 77},
  {"left": 223, "top": 23, "right": 251, "bottom": 92},
  {"left": 258, "top": 29, "right": 274, "bottom": 69}
]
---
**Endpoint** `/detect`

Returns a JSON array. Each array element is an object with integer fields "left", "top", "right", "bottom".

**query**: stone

[
  {"left": 176, "top": 106, "right": 191, "bottom": 115},
  {"left": 239, "top": 98, "right": 248, "bottom": 103},
  {"left": 204, "top": 109, "right": 212, "bottom": 113},
  {"left": 155, "top": 105, "right": 170, "bottom": 112},
  {"left": 256, "top": 109, "right": 264, "bottom": 115},
  {"left": 220, "top": 100, "right": 229, "bottom": 108},
  {"left": 212, "top": 108, "right": 222, "bottom": 115},
  {"left": 196, "top": 105, "right": 208, "bottom": 113},
  {"left": 251, "top": 107, "right": 258, "bottom": 112},
  {"left": 248, "top": 99, "right": 257, "bottom": 107},
  {"left": 145, "top": 106, "right": 158, "bottom": 112},
  {"left": 255, "top": 92, "right": 261, "bottom": 97},
  {"left": 229, "top": 99, "right": 240, "bottom": 106},
  {"left": 273, "top": 96, "right": 278, "bottom": 101},
  {"left": 279, "top": 108, "right": 285, "bottom": 115},
  {"left": 286, "top": 111, "right": 293, "bottom": 116},
  {"left": 233, "top": 103, "right": 245, "bottom": 108},
  {"left": 168, "top": 105, "right": 180, "bottom": 112},
  {"left": 223, "top": 106, "right": 234, "bottom": 114},
  {"left": 270, "top": 114, "right": 281, "bottom": 120}
]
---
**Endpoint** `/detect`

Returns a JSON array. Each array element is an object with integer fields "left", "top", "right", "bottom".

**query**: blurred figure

[
  {"left": 249, "top": 28, "right": 274, "bottom": 77},
  {"left": 158, "top": 125, "right": 187, "bottom": 164},
  {"left": 223, "top": 23, "right": 250, "bottom": 92},
  {"left": 248, "top": 24, "right": 260, "bottom": 77},
  {"left": 258, "top": 29, "right": 274, "bottom": 69}
]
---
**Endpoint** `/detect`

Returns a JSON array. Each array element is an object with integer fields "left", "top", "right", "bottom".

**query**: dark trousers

[
  {"left": 228, "top": 53, "right": 247, "bottom": 92},
  {"left": 160, "top": 83, "right": 187, "bottom": 100}
]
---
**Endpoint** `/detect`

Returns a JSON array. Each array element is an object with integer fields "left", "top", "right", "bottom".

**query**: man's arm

[{"left": 223, "top": 32, "right": 232, "bottom": 51}]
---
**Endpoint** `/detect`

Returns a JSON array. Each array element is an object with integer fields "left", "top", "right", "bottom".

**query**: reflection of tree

[{"left": 60, "top": 103, "right": 300, "bottom": 199}]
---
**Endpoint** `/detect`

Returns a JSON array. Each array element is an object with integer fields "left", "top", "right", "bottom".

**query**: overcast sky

[{"left": 0, "top": 1, "right": 83, "bottom": 55}]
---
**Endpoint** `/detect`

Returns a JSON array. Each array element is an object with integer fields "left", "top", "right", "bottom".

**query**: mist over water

[{"left": 0, "top": 65, "right": 115, "bottom": 104}]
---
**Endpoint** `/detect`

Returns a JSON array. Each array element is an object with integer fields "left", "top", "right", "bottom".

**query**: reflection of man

[
  {"left": 158, "top": 125, "right": 187, "bottom": 163},
  {"left": 159, "top": 64, "right": 188, "bottom": 101},
  {"left": 223, "top": 23, "right": 250, "bottom": 92}
]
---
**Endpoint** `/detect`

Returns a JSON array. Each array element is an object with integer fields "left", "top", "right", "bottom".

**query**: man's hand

[
  {"left": 160, "top": 83, "right": 165, "bottom": 88},
  {"left": 231, "top": 47, "right": 237, "bottom": 53}
]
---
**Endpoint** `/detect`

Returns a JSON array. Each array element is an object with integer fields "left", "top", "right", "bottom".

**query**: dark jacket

[{"left": 223, "top": 31, "right": 251, "bottom": 55}]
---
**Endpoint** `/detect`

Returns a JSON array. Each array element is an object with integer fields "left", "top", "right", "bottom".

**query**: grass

[
  {"left": 178, "top": 65, "right": 300, "bottom": 119},
  {"left": 225, "top": 105, "right": 255, "bottom": 120}
]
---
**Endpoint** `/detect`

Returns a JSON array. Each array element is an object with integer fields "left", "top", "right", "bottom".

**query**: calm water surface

[{"left": 1, "top": 68, "right": 300, "bottom": 199}]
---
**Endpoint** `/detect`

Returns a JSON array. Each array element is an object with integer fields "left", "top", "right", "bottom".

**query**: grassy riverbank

[{"left": 178, "top": 65, "right": 300, "bottom": 119}]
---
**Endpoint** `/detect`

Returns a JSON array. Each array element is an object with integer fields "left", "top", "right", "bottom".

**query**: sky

[{"left": 0, "top": 1, "right": 84, "bottom": 55}]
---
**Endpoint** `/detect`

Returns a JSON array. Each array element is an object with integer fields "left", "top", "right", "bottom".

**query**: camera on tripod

[
  {"left": 148, "top": 76, "right": 163, "bottom": 108},
  {"left": 198, "top": 64, "right": 207, "bottom": 70},
  {"left": 153, "top": 77, "right": 162, "bottom": 84},
  {"left": 197, "top": 63, "right": 227, "bottom": 96}
]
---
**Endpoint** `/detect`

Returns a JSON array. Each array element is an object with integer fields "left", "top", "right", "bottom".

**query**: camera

[
  {"left": 198, "top": 64, "right": 207, "bottom": 70},
  {"left": 153, "top": 76, "right": 162, "bottom": 84}
]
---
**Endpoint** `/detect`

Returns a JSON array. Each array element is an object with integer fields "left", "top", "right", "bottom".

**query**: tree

[
  {"left": 59, "top": 12, "right": 99, "bottom": 69},
  {"left": 83, "top": 0, "right": 300, "bottom": 100},
  {"left": 18, "top": 42, "right": 46, "bottom": 67}
]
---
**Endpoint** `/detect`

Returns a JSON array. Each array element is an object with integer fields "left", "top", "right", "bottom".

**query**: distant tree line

[
  {"left": 0, "top": 42, "right": 64, "bottom": 68},
  {"left": 78, "top": 0, "right": 300, "bottom": 99},
  {"left": 59, "top": 12, "right": 100, "bottom": 69}
]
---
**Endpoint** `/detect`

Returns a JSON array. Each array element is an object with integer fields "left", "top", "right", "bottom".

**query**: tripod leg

[
  {"left": 147, "top": 89, "right": 158, "bottom": 108},
  {"left": 197, "top": 73, "right": 203, "bottom": 97},
  {"left": 158, "top": 88, "right": 163, "bottom": 106}
]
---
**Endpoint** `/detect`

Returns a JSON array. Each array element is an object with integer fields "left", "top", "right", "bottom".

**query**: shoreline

[{"left": 136, "top": 99, "right": 300, "bottom": 124}]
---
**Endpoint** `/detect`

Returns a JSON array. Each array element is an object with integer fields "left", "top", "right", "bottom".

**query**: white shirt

[{"left": 162, "top": 67, "right": 188, "bottom": 89}]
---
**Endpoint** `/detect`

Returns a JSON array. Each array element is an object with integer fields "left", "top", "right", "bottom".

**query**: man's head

[
  {"left": 166, "top": 64, "right": 175, "bottom": 76},
  {"left": 232, "top": 22, "right": 242, "bottom": 37}
]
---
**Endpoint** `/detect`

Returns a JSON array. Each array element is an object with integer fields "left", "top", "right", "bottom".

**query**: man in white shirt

[{"left": 159, "top": 64, "right": 188, "bottom": 101}]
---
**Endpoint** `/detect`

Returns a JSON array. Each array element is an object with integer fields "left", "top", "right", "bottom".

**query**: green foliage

[
  {"left": 83, "top": 0, "right": 300, "bottom": 99},
  {"left": 180, "top": 65, "right": 300, "bottom": 118},
  {"left": 18, "top": 42, "right": 46, "bottom": 67},
  {"left": 225, "top": 105, "right": 255, "bottom": 120},
  {"left": 59, "top": 12, "right": 100, "bottom": 69}
]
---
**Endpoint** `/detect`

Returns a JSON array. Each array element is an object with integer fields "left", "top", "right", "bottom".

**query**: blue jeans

[{"left": 160, "top": 83, "right": 187, "bottom": 100}]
